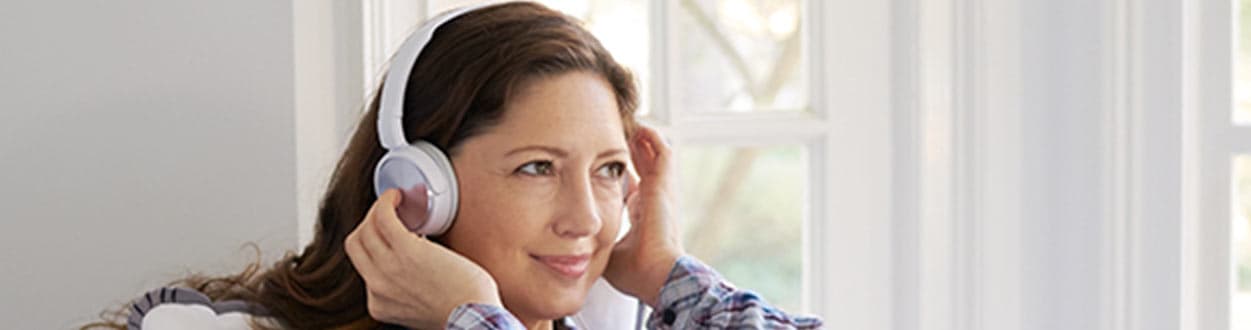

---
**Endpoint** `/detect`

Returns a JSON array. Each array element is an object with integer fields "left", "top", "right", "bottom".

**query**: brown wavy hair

[{"left": 83, "top": 2, "right": 637, "bottom": 329}]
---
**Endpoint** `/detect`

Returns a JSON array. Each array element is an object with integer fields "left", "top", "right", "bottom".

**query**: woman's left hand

[{"left": 345, "top": 188, "right": 502, "bottom": 328}]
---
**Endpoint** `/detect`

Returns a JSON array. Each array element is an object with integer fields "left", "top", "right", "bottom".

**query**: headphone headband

[{"left": 377, "top": 2, "right": 503, "bottom": 150}]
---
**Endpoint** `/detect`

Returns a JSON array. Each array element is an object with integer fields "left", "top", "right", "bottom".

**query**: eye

[
  {"left": 596, "top": 162, "right": 626, "bottom": 179},
  {"left": 515, "top": 160, "right": 555, "bottom": 176}
]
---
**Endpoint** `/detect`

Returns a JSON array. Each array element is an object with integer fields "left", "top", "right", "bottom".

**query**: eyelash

[
  {"left": 515, "top": 160, "right": 555, "bottom": 176},
  {"left": 598, "top": 162, "right": 626, "bottom": 179},
  {"left": 513, "top": 160, "right": 627, "bottom": 179}
]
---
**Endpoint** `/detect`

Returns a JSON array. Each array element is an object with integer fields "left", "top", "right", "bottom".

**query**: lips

[{"left": 531, "top": 253, "right": 591, "bottom": 279}]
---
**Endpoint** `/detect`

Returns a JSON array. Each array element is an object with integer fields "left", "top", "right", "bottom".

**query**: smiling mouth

[{"left": 531, "top": 253, "right": 591, "bottom": 279}]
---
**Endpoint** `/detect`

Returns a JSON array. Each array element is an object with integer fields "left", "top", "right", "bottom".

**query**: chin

[
  {"left": 541, "top": 286, "right": 593, "bottom": 318},
  {"left": 509, "top": 281, "right": 593, "bottom": 322},
  {"left": 504, "top": 255, "right": 610, "bottom": 321}
]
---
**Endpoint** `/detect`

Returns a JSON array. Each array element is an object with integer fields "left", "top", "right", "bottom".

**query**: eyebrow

[{"left": 504, "top": 145, "right": 627, "bottom": 159}]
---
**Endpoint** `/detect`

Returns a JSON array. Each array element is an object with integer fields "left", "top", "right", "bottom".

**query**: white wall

[
  {"left": 1016, "top": 0, "right": 1183, "bottom": 329},
  {"left": 0, "top": 1, "right": 301, "bottom": 327},
  {"left": 1018, "top": 1, "right": 1113, "bottom": 328}
]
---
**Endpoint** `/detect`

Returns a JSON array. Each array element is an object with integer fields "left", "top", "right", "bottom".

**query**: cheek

[{"left": 443, "top": 175, "right": 546, "bottom": 265}]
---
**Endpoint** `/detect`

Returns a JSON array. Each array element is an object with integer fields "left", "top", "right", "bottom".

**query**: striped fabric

[
  {"left": 126, "top": 287, "right": 259, "bottom": 330},
  {"left": 447, "top": 303, "right": 528, "bottom": 329},
  {"left": 449, "top": 255, "right": 824, "bottom": 329},
  {"left": 644, "top": 256, "right": 824, "bottom": 329}
]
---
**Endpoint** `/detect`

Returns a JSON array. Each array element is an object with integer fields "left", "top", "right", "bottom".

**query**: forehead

[{"left": 480, "top": 71, "right": 625, "bottom": 148}]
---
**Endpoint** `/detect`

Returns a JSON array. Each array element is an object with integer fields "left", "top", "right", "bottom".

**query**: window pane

[
  {"left": 672, "top": 0, "right": 808, "bottom": 113},
  {"left": 1235, "top": 155, "right": 1251, "bottom": 330},
  {"left": 678, "top": 145, "right": 806, "bottom": 312},
  {"left": 429, "top": 0, "right": 652, "bottom": 116},
  {"left": 1237, "top": 0, "right": 1251, "bottom": 124}
]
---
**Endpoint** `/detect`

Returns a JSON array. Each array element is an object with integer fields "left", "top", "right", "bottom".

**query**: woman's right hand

[
  {"left": 603, "top": 125, "right": 685, "bottom": 307},
  {"left": 345, "top": 188, "right": 502, "bottom": 328}
]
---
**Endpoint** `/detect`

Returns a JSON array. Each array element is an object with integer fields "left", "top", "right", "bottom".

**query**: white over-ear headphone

[{"left": 373, "top": 2, "right": 500, "bottom": 236}]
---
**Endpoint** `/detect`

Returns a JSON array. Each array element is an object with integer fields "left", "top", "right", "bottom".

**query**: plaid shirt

[
  {"left": 446, "top": 255, "right": 824, "bottom": 329},
  {"left": 446, "top": 303, "right": 528, "bottom": 330}
]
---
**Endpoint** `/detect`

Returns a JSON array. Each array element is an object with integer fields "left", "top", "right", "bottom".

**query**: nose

[{"left": 552, "top": 174, "right": 603, "bottom": 239}]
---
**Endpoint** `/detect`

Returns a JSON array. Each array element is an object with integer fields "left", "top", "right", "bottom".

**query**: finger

[
  {"left": 396, "top": 184, "right": 431, "bottom": 231},
  {"left": 345, "top": 229, "right": 384, "bottom": 285},
  {"left": 631, "top": 125, "right": 672, "bottom": 180},
  {"left": 354, "top": 224, "right": 407, "bottom": 296},
  {"left": 640, "top": 126, "right": 672, "bottom": 171},
  {"left": 374, "top": 189, "right": 421, "bottom": 249},
  {"left": 630, "top": 129, "right": 650, "bottom": 168},
  {"left": 357, "top": 198, "right": 395, "bottom": 266},
  {"left": 346, "top": 213, "right": 378, "bottom": 262},
  {"left": 628, "top": 131, "right": 654, "bottom": 174}
]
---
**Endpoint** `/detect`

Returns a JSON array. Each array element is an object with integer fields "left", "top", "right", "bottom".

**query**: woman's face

[{"left": 443, "top": 71, "right": 628, "bottom": 322}]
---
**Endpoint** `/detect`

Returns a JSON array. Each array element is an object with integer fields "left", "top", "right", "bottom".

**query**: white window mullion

[
  {"left": 645, "top": 0, "right": 671, "bottom": 125},
  {"left": 1182, "top": 0, "right": 1237, "bottom": 329},
  {"left": 362, "top": 0, "right": 387, "bottom": 93},
  {"left": 295, "top": 0, "right": 369, "bottom": 248},
  {"left": 968, "top": 0, "right": 1025, "bottom": 325},
  {"left": 913, "top": 0, "right": 1026, "bottom": 330},
  {"left": 802, "top": 0, "right": 829, "bottom": 315},
  {"left": 916, "top": 0, "right": 957, "bottom": 328},
  {"left": 1102, "top": 0, "right": 1137, "bottom": 329},
  {"left": 818, "top": 0, "right": 895, "bottom": 327}
]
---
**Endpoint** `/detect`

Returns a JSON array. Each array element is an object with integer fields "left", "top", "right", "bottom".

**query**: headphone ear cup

[
  {"left": 373, "top": 143, "right": 459, "bottom": 235},
  {"left": 375, "top": 150, "right": 432, "bottom": 232}
]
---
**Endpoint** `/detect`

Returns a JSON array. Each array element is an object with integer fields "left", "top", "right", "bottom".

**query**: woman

[{"left": 89, "top": 2, "right": 822, "bottom": 329}]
